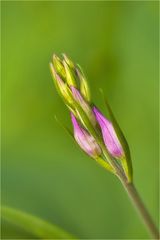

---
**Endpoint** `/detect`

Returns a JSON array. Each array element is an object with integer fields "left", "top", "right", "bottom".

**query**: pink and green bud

[
  {"left": 93, "top": 106, "right": 124, "bottom": 158},
  {"left": 50, "top": 54, "right": 133, "bottom": 181},
  {"left": 52, "top": 54, "right": 76, "bottom": 87},
  {"left": 71, "top": 113, "right": 101, "bottom": 158},
  {"left": 50, "top": 62, "right": 74, "bottom": 107},
  {"left": 70, "top": 86, "right": 96, "bottom": 126},
  {"left": 50, "top": 54, "right": 91, "bottom": 103}
]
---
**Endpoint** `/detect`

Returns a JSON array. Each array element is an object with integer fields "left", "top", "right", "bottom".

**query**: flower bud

[
  {"left": 76, "top": 65, "right": 90, "bottom": 102},
  {"left": 52, "top": 54, "right": 66, "bottom": 79},
  {"left": 63, "top": 60, "right": 77, "bottom": 87},
  {"left": 93, "top": 106, "right": 124, "bottom": 158},
  {"left": 71, "top": 113, "right": 101, "bottom": 158},
  {"left": 62, "top": 54, "right": 75, "bottom": 69},
  {"left": 70, "top": 86, "right": 96, "bottom": 126},
  {"left": 50, "top": 62, "right": 73, "bottom": 105},
  {"left": 50, "top": 54, "right": 91, "bottom": 103}
]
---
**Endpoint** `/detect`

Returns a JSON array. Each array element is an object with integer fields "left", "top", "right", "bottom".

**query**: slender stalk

[
  {"left": 101, "top": 145, "right": 159, "bottom": 239},
  {"left": 120, "top": 181, "right": 159, "bottom": 239}
]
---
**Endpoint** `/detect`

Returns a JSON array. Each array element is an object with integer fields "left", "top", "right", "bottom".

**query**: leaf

[
  {"left": 99, "top": 89, "right": 133, "bottom": 182},
  {"left": 1, "top": 206, "right": 77, "bottom": 239}
]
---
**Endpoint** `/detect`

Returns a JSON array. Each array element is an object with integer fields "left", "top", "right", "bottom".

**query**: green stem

[
  {"left": 100, "top": 144, "right": 159, "bottom": 239},
  {"left": 121, "top": 181, "right": 159, "bottom": 239}
]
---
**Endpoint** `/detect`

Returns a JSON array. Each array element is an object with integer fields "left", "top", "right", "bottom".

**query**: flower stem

[
  {"left": 101, "top": 145, "right": 159, "bottom": 239},
  {"left": 121, "top": 181, "right": 159, "bottom": 239}
]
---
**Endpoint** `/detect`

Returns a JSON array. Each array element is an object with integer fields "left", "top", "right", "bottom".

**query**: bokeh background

[{"left": 1, "top": 1, "right": 159, "bottom": 239}]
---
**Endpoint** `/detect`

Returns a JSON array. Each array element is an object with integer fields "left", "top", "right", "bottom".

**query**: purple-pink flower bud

[
  {"left": 71, "top": 113, "right": 101, "bottom": 158},
  {"left": 70, "top": 86, "right": 96, "bottom": 126},
  {"left": 93, "top": 107, "right": 124, "bottom": 158}
]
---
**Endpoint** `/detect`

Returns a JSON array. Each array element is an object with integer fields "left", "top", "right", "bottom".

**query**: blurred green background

[{"left": 1, "top": 1, "right": 159, "bottom": 239}]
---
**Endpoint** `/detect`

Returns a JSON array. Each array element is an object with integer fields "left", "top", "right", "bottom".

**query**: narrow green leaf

[{"left": 1, "top": 206, "right": 77, "bottom": 239}]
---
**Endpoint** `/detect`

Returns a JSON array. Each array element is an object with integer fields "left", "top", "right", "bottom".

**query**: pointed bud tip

[
  {"left": 52, "top": 53, "right": 60, "bottom": 61},
  {"left": 62, "top": 53, "right": 74, "bottom": 68}
]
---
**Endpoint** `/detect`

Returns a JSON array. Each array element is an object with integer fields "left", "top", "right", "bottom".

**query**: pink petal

[
  {"left": 71, "top": 113, "right": 101, "bottom": 158},
  {"left": 93, "top": 107, "right": 124, "bottom": 158}
]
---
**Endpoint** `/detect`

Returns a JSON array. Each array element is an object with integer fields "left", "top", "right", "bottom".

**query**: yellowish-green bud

[
  {"left": 63, "top": 60, "right": 77, "bottom": 87},
  {"left": 52, "top": 54, "right": 66, "bottom": 79},
  {"left": 50, "top": 62, "right": 73, "bottom": 105},
  {"left": 62, "top": 54, "right": 75, "bottom": 69},
  {"left": 76, "top": 65, "right": 90, "bottom": 102}
]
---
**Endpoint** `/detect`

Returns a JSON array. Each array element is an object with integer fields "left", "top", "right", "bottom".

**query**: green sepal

[
  {"left": 100, "top": 89, "right": 133, "bottom": 182},
  {"left": 95, "top": 157, "right": 115, "bottom": 174}
]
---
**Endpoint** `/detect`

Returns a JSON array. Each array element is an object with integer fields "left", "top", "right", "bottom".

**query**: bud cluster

[{"left": 50, "top": 54, "right": 132, "bottom": 182}]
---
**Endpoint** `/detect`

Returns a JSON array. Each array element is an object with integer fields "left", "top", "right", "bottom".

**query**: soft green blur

[{"left": 1, "top": 1, "right": 159, "bottom": 239}]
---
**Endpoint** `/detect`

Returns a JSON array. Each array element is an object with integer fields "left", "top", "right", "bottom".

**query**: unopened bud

[
  {"left": 71, "top": 113, "right": 101, "bottom": 158},
  {"left": 76, "top": 65, "right": 90, "bottom": 102},
  {"left": 93, "top": 106, "right": 124, "bottom": 159},
  {"left": 63, "top": 60, "right": 77, "bottom": 87},
  {"left": 71, "top": 86, "right": 96, "bottom": 126},
  {"left": 50, "top": 62, "right": 73, "bottom": 105},
  {"left": 52, "top": 54, "right": 66, "bottom": 79},
  {"left": 62, "top": 54, "right": 75, "bottom": 69}
]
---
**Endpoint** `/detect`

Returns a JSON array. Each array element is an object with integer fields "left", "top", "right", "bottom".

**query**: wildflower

[
  {"left": 71, "top": 113, "right": 101, "bottom": 158},
  {"left": 50, "top": 53, "right": 132, "bottom": 181}
]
